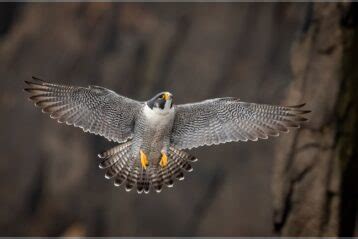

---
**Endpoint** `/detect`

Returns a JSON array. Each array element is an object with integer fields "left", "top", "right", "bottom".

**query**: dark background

[{"left": 0, "top": 2, "right": 356, "bottom": 237}]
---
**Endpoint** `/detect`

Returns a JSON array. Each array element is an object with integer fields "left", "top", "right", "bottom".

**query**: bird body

[
  {"left": 24, "top": 77, "right": 310, "bottom": 194},
  {"left": 132, "top": 104, "right": 175, "bottom": 166}
]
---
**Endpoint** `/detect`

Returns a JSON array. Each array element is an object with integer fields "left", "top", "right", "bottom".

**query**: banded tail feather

[{"left": 98, "top": 142, "right": 198, "bottom": 193}]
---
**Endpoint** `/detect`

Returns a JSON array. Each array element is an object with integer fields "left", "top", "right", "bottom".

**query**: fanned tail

[
  {"left": 157, "top": 147, "right": 196, "bottom": 189},
  {"left": 98, "top": 141, "right": 140, "bottom": 192},
  {"left": 98, "top": 143, "right": 198, "bottom": 193}
]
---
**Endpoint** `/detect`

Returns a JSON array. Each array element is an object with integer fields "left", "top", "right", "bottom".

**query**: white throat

[{"left": 143, "top": 104, "right": 174, "bottom": 122}]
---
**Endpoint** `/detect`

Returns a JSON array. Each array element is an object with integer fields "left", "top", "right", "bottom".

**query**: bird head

[{"left": 147, "top": 92, "right": 173, "bottom": 112}]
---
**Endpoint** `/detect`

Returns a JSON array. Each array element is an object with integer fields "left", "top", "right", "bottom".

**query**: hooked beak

[{"left": 162, "top": 92, "right": 172, "bottom": 101}]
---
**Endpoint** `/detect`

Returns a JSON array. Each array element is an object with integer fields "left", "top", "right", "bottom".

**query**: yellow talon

[
  {"left": 140, "top": 150, "right": 149, "bottom": 170},
  {"left": 160, "top": 152, "right": 168, "bottom": 168}
]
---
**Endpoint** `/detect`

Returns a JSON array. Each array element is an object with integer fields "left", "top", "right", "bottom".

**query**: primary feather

[
  {"left": 25, "top": 77, "right": 141, "bottom": 143},
  {"left": 171, "top": 98, "right": 310, "bottom": 149}
]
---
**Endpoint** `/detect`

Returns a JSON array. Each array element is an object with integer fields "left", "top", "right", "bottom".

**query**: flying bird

[{"left": 24, "top": 77, "right": 310, "bottom": 194}]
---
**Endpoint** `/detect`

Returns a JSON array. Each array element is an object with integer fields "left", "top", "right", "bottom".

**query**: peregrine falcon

[{"left": 24, "top": 77, "right": 310, "bottom": 194}]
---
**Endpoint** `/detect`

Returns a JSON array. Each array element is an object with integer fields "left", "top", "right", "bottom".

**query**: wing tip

[
  {"left": 287, "top": 103, "right": 306, "bottom": 108},
  {"left": 24, "top": 76, "right": 47, "bottom": 86},
  {"left": 24, "top": 76, "right": 47, "bottom": 92},
  {"left": 24, "top": 80, "right": 35, "bottom": 91},
  {"left": 32, "top": 76, "right": 46, "bottom": 82},
  {"left": 287, "top": 103, "right": 311, "bottom": 111}
]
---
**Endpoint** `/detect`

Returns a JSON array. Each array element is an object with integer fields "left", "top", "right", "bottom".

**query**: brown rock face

[{"left": 272, "top": 2, "right": 358, "bottom": 237}]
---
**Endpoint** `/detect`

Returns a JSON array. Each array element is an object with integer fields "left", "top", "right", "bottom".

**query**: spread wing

[
  {"left": 24, "top": 77, "right": 142, "bottom": 143},
  {"left": 170, "top": 97, "right": 310, "bottom": 149}
]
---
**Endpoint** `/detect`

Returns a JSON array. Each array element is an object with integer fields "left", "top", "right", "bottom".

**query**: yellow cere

[{"left": 162, "top": 92, "right": 171, "bottom": 101}]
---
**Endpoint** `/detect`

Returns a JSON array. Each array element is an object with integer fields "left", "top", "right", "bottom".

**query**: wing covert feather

[
  {"left": 25, "top": 77, "right": 142, "bottom": 143},
  {"left": 170, "top": 98, "right": 310, "bottom": 149}
]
